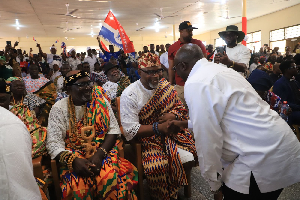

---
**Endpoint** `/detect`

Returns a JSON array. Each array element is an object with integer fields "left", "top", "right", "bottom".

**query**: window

[
  {"left": 246, "top": 31, "right": 261, "bottom": 53},
  {"left": 270, "top": 40, "right": 286, "bottom": 54},
  {"left": 285, "top": 25, "right": 300, "bottom": 39},
  {"left": 215, "top": 38, "right": 226, "bottom": 47},
  {"left": 270, "top": 29, "right": 284, "bottom": 42}
]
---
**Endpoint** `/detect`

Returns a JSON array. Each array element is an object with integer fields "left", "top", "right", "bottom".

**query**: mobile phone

[
  {"left": 216, "top": 47, "right": 225, "bottom": 55},
  {"left": 6, "top": 41, "right": 11, "bottom": 46}
]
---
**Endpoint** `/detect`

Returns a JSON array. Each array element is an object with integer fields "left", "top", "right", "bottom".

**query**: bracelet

[
  {"left": 99, "top": 147, "right": 108, "bottom": 157},
  {"left": 153, "top": 122, "right": 161, "bottom": 137},
  {"left": 59, "top": 151, "right": 71, "bottom": 165},
  {"left": 67, "top": 154, "right": 78, "bottom": 171},
  {"left": 155, "top": 122, "right": 162, "bottom": 137}
]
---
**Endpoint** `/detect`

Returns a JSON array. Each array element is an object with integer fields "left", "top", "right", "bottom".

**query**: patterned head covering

[
  {"left": 6, "top": 77, "right": 23, "bottom": 85},
  {"left": 64, "top": 70, "right": 90, "bottom": 86},
  {"left": 138, "top": 53, "right": 161, "bottom": 69}
]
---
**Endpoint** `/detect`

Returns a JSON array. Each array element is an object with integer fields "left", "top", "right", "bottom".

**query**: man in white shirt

[
  {"left": 249, "top": 56, "right": 259, "bottom": 73},
  {"left": 66, "top": 48, "right": 81, "bottom": 70},
  {"left": 173, "top": 44, "right": 300, "bottom": 200},
  {"left": 84, "top": 47, "right": 98, "bottom": 72},
  {"left": 160, "top": 44, "right": 171, "bottom": 80},
  {"left": 214, "top": 25, "right": 251, "bottom": 77},
  {"left": 0, "top": 79, "right": 42, "bottom": 200},
  {"left": 37, "top": 44, "right": 62, "bottom": 67}
]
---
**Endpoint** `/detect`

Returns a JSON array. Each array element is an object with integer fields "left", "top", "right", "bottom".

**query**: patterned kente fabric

[
  {"left": 61, "top": 86, "right": 138, "bottom": 200},
  {"left": 138, "top": 78, "right": 197, "bottom": 199},
  {"left": 10, "top": 103, "right": 47, "bottom": 159},
  {"left": 34, "top": 81, "right": 57, "bottom": 126},
  {"left": 116, "top": 76, "right": 131, "bottom": 98}
]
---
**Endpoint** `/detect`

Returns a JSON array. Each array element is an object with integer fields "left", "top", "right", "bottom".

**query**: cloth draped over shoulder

[
  {"left": 138, "top": 78, "right": 197, "bottom": 200},
  {"left": 60, "top": 86, "right": 138, "bottom": 200},
  {"left": 34, "top": 81, "right": 57, "bottom": 126}
]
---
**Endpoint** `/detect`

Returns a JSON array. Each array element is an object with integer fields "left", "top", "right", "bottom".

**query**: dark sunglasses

[{"left": 139, "top": 68, "right": 163, "bottom": 75}]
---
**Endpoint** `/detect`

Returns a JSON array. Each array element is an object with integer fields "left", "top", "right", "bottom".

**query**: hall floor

[{"left": 142, "top": 166, "right": 300, "bottom": 200}]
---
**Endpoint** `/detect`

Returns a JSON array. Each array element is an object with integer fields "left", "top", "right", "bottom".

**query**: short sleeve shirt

[{"left": 168, "top": 39, "right": 207, "bottom": 86}]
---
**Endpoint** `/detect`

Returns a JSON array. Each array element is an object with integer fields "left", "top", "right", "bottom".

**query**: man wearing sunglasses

[
  {"left": 173, "top": 44, "right": 300, "bottom": 200},
  {"left": 273, "top": 60, "right": 300, "bottom": 125},
  {"left": 120, "top": 53, "right": 197, "bottom": 200},
  {"left": 47, "top": 70, "right": 138, "bottom": 199}
]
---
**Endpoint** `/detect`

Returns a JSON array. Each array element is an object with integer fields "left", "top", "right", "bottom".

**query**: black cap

[
  {"left": 103, "top": 62, "right": 119, "bottom": 75},
  {"left": 179, "top": 21, "right": 198, "bottom": 30}
]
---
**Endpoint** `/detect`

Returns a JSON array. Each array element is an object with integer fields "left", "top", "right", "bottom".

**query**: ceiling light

[{"left": 16, "top": 27, "right": 20, "bottom": 30}]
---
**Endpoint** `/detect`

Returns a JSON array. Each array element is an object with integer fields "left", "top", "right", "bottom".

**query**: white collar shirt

[
  {"left": 84, "top": 55, "right": 98, "bottom": 72},
  {"left": 67, "top": 57, "right": 81, "bottom": 70},
  {"left": 160, "top": 51, "right": 169, "bottom": 69},
  {"left": 0, "top": 107, "right": 41, "bottom": 200},
  {"left": 185, "top": 58, "right": 300, "bottom": 194}
]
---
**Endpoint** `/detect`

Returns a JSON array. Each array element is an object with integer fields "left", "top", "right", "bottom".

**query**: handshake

[{"left": 157, "top": 113, "right": 188, "bottom": 136}]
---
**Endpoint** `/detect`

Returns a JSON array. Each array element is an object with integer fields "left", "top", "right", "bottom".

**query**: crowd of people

[{"left": 1, "top": 20, "right": 300, "bottom": 200}]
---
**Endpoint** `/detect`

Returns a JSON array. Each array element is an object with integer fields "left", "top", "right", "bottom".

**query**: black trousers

[{"left": 222, "top": 173, "right": 283, "bottom": 200}]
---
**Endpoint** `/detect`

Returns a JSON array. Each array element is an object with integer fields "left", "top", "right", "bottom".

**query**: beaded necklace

[{"left": 67, "top": 96, "right": 88, "bottom": 150}]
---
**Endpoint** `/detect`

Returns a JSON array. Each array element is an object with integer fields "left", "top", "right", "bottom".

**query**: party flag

[
  {"left": 99, "top": 11, "right": 135, "bottom": 53},
  {"left": 100, "top": 41, "right": 110, "bottom": 52},
  {"left": 61, "top": 42, "right": 66, "bottom": 55},
  {"left": 33, "top": 37, "right": 36, "bottom": 42},
  {"left": 55, "top": 40, "right": 59, "bottom": 43}
]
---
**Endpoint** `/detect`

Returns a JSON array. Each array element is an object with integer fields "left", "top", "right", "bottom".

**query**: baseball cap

[{"left": 179, "top": 21, "right": 198, "bottom": 30}]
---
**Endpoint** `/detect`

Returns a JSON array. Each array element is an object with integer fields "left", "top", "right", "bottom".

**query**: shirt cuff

[
  {"left": 188, "top": 120, "right": 193, "bottom": 129},
  {"left": 209, "top": 180, "right": 223, "bottom": 192}
]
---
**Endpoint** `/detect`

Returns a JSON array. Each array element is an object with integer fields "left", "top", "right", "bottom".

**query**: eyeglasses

[
  {"left": 173, "top": 62, "right": 185, "bottom": 71},
  {"left": 139, "top": 68, "right": 163, "bottom": 76},
  {"left": 72, "top": 81, "right": 93, "bottom": 88}
]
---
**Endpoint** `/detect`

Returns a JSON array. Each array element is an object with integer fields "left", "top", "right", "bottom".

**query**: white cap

[
  {"left": 50, "top": 45, "right": 57, "bottom": 50},
  {"left": 87, "top": 47, "right": 91, "bottom": 51},
  {"left": 69, "top": 48, "right": 76, "bottom": 54},
  {"left": 51, "top": 60, "right": 60, "bottom": 68}
]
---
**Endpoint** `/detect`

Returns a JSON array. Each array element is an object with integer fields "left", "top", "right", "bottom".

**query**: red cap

[{"left": 283, "top": 101, "right": 288, "bottom": 104}]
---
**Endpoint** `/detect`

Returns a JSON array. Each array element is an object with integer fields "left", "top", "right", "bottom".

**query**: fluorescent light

[{"left": 17, "top": 27, "right": 20, "bottom": 30}]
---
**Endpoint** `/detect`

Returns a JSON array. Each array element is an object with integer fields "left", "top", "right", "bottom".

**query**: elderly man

[
  {"left": 120, "top": 53, "right": 197, "bottom": 200},
  {"left": 0, "top": 79, "right": 42, "bottom": 200},
  {"left": 214, "top": 25, "right": 251, "bottom": 76},
  {"left": 102, "top": 62, "right": 130, "bottom": 111},
  {"left": 173, "top": 44, "right": 300, "bottom": 200},
  {"left": 47, "top": 70, "right": 138, "bottom": 199}
]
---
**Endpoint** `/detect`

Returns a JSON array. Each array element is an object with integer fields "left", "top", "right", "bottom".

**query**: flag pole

[{"left": 242, "top": 0, "right": 247, "bottom": 46}]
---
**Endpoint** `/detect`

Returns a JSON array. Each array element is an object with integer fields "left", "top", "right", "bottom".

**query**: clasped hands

[
  {"left": 72, "top": 150, "right": 105, "bottom": 178},
  {"left": 157, "top": 113, "right": 186, "bottom": 136}
]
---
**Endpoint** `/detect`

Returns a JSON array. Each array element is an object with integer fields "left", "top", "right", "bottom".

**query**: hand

[
  {"left": 158, "top": 120, "right": 180, "bottom": 136},
  {"left": 214, "top": 53, "right": 221, "bottom": 64},
  {"left": 158, "top": 113, "right": 176, "bottom": 123},
  {"left": 214, "top": 191, "right": 223, "bottom": 200},
  {"left": 30, "top": 48, "right": 33, "bottom": 52},
  {"left": 72, "top": 157, "right": 95, "bottom": 177},
  {"left": 88, "top": 151, "right": 104, "bottom": 175},
  {"left": 14, "top": 41, "right": 19, "bottom": 47},
  {"left": 168, "top": 120, "right": 188, "bottom": 131},
  {"left": 36, "top": 43, "right": 40, "bottom": 48},
  {"left": 218, "top": 52, "right": 232, "bottom": 66},
  {"left": 97, "top": 36, "right": 100, "bottom": 41}
]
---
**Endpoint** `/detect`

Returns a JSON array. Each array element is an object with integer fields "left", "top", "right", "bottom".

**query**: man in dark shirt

[
  {"left": 97, "top": 37, "right": 120, "bottom": 62},
  {"left": 168, "top": 21, "right": 207, "bottom": 108},
  {"left": 269, "top": 63, "right": 282, "bottom": 84},
  {"left": 273, "top": 60, "right": 300, "bottom": 125}
]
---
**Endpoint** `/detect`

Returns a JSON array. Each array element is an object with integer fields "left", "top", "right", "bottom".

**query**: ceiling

[{"left": 0, "top": 0, "right": 299, "bottom": 38}]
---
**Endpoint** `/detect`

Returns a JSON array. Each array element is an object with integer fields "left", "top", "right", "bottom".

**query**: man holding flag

[
  {"left": 97, "top": 37, "right": 120, "bottom": 63},
  {"left": 98, "top": 10, "right": 135, "bottom": 63}
]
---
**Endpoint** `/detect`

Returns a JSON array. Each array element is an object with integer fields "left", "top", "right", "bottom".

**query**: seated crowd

[{"left": 1, "top": 21, "right": 300, "bottom": 200}]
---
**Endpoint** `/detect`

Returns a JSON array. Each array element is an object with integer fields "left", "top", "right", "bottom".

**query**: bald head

[
  {"left": 175, "top": 44, "right": 204, "bottom": 65},
  {"left": 174, "top": 44, "right": 204, "bottom": 82}
]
